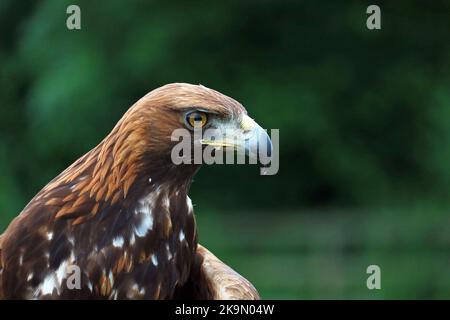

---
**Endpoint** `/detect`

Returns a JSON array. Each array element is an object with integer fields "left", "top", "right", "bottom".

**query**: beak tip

[{"left": 246, "top": 127, "right": 272, "bottom": 161}]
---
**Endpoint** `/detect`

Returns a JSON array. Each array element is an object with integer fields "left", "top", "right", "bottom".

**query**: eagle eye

[{"left": 185, "top": 111, "right": 208, "bottom": 130}]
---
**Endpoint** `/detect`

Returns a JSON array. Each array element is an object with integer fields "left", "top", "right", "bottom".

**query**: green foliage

[{"left": 197, "top": 205, "right": 450, "bottom": 299}]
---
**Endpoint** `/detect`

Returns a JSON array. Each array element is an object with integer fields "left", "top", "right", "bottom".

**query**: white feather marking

[
  {"left": 132, "top": 191, "right": 161, "bottom": 238},
  {"left": 179, "top": 230, "right": 185, "bottom": 242},
  {"left": 37, "top": 274, "right": 58, "bottom": 296},
  {"left": 69, "top": 251, "right": 76, "bottom": 263},
  {"left": 134, "top": 212, "right": 153, "bottom": 237},
  {"left": 187, "top": 196, "right": 193, "bottom": 215},
  {"left": 151, "top": 254, "right": 158, "bottom": 266},
  {"left": 47, "top": 232, "right": 53, "bottom": 240},
  {"left": 112, "top": 236, "right": 124, "bottom": 248},
  {"left": 166, "top": 243, "right": 172, "bottom": 260},
  {"left": 55, "top": 260, "right": 68, "bottom": 285},
  {"left": 109, "top": 271, "right": 114, "bottom": 286},
  {"left": 35, "top": 258, "right": 72, "bottom": 297}
]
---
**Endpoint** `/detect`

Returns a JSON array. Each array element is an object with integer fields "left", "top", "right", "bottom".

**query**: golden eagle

[{"left": 0, "top": 83, "right": 269, "bottom": 299}]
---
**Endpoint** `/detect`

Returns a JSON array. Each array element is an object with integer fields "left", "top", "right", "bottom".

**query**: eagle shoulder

[{"left": 179, "top": 244, "right": 260, "bottom": 300}]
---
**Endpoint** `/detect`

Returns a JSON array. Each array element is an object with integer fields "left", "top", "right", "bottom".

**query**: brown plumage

[{"left": 0, "top": 83, "right": 263, "bottom": 300}]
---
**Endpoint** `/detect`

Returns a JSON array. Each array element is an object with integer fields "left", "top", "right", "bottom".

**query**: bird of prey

[{"left": 0, "top": 83, "right": 269, "bottom": 299}]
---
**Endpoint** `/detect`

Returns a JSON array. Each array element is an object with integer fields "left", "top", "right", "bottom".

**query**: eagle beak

[
  {"left": 239, "top": 114, "right": 272, "bottom": 161},
  {"left": 200, "top": 114, "right": 272, "bottom": 163}
]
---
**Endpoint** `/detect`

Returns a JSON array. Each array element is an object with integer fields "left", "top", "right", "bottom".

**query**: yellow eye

[{"left": 185, "top": 111, "right": 208, "bottom": 129}]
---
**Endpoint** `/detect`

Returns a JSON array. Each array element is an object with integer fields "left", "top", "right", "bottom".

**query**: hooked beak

[
  {"left": 239, "top": 114, "right": 272, "bottom": 161},
  {"left": 200, "top": 114, "right": 272, "bottom": 162}
]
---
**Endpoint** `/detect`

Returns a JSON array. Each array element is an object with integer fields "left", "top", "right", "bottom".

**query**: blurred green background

[{"left": 1, "top": 0, "right": 450, "bottom": 299}]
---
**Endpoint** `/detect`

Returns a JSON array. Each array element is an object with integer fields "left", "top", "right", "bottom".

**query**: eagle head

[{"left": 115, "top": 83, "right": 272, "bottom": 181}]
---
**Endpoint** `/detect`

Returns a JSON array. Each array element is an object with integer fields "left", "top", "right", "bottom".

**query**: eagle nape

[{"left": 0, "top": 83, "right": 267, "bottom": 300}]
